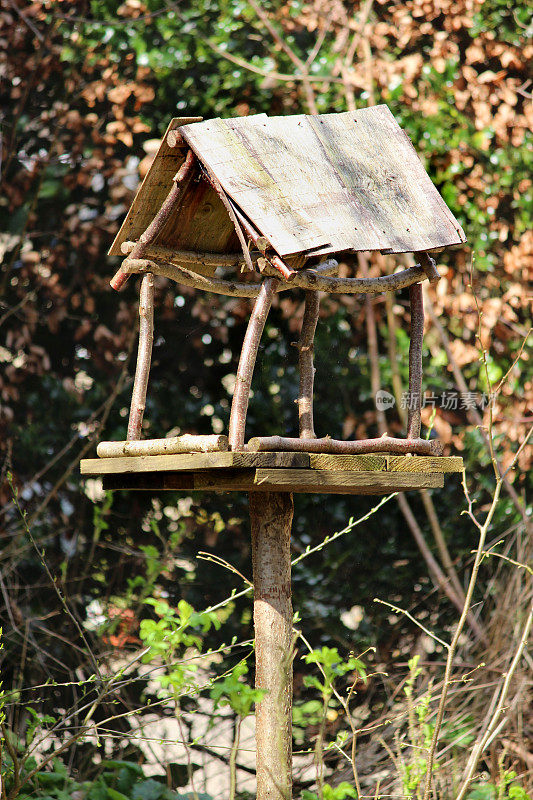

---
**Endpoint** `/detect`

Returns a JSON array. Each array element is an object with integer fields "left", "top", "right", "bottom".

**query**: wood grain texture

[
  {"left": 81, "top": 451, "right": 311, "bottom": 475},
  {"left": 253, "top": 469, "right": 444, "bottom": 493},
  {"left": 308, "top": 454, "right": 387, "bottom": 471},
  {"left": 102, "top": 469, "right": 445, "bottom": 493},
  {"left": 108, "top": 117, "right": 202, "bottom": 256},
  {"left": 179, "top": 107, "right": 466, "bottom": 257},
  {"left": 386, "top": 456, "right": 463, "bottom": 473}
]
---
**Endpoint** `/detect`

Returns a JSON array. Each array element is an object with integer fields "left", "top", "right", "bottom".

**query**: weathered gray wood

[
  {"left": 249, "top": 492, "right": 293, "bottom": 800},
  {"left": 179, "top": 108, "right": 466, "bottom": 257},
  {"left": 306, "top": 108, "right": 466, "bottom": 254}
]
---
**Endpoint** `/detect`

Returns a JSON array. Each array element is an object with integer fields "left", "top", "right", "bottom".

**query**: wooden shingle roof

[{"left": 109, "top": 106, "right": 466, "bottom": 262}]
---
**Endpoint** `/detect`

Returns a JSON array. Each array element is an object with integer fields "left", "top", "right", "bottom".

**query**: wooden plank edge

[
  {"left": 386, "top": 455, "right": 463, "bottom": 473},
  {"left": 81, "top": 451, "right": 310, "bottom": 475},
  {"left": 102, "top": 469, "right": 445, "bottom": 494}
]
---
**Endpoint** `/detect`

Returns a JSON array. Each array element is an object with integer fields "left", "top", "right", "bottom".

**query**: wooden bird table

[
  {"left": 90, "top": 107, "right": 468, "bottom": 798},
  {"left": 81, "top": 451, "right": 462, "bottom": 799}
]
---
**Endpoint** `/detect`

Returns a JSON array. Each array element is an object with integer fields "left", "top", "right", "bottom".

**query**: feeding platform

[{"left": 81, "top": 451, "right": 463, "bottom": 494}]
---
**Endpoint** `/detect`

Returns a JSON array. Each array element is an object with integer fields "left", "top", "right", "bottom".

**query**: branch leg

[
  {"left": 127, "top": 274, "right": 154, "bottom": 440},
  {"left": 228, "top": 277, "right": 279, "bottom": 450},
  {"left": 250, "top": 491, "right": 294, "bottom": 800},
  {"left": 407, "top": 282, "right": 424, "bottom": 439},
  {"left": 297, "top": 291, "right": 320, "bottom": 439}
]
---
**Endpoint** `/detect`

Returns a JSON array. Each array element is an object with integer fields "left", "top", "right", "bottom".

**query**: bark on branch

[
  {"left": 127, "top": 274, "right": 155, "bottom": 440},
  {"left": 228, "top": 278, "right": 279, "bottom": 449},
  {"left": 296, "top": 291, "right": 320, "bottom": 438},
  {"left": 122, "top": 257, "right": 428, "bottom": 296},
  {"left": 250, "top": 491, "right": 294, "bottom": 800},
  {"left": 97, "top": 434, "right": 229, "bottom": 457},
  {"left": 247, "top": 435, "right": 443, "bottom": 456},
  {"left": 407, "top": 282, "right": 424, "bottom": 439}
]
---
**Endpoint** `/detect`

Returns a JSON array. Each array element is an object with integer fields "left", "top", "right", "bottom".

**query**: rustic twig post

[
  {"left": 127, "top": 273, "right": 155, "bottom": 440},
  {"left": 408, "top": 282, "right": 424, "bottom": 440},
  {"left": 228, "top": 277, "right": 280, "bottom": 450},
  {"left": 250, "top": 491, "right": 294, "bottom": 800},
  {"left": 297, "top": 290, "right": 320, "bottom": 439}
]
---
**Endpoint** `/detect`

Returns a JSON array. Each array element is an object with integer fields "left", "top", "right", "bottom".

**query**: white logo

[{"left": 375, "top": 390, "right": 396, "bottom": 410}]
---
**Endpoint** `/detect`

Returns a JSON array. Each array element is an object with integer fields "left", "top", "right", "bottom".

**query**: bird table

[{"left": 81, "top": 105, "right": 466, "bottom": 798}]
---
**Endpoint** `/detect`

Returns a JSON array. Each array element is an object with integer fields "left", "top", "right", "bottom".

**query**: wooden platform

[{"left": 80, "top": 452, "right": 463, "bottom": 495}]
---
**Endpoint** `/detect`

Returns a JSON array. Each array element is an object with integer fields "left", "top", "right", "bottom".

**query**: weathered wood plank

[
  {"left": 102, "top": 468, "right": 444, "bottom": 493},
  {"left": 308, "top": 454, "right": 387, "bottom": 471},
  {"left": 307, "top": 108, "right": 466, "bottom": 253},
  {"left": 179, "top": 107, "right": 466, "bottom": 258},
  {"left": 253, "top": 469, "right": 444, "bottom": 493},
  {"left": 386, "top": 455, "right": 463, "bottom": 473},
  {"left": 81, "top": 451, "right": 310, "bottom": 475},
  {"left": 108, "top": 117, "right": 202, "bottom": 257}
]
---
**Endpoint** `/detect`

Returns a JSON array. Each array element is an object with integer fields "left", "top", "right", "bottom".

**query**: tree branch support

[
  {"left": 407, "top": 282, "right": 424, "bottom": 439},
  {"left": 296, "top": 291, "right": 320, "bottom": 438},
  {"left": 228, "top": 277, "right": 279, "bottom": 450},
  {"left": 127, "top": 273, "right": 154, "bottom": 440}
]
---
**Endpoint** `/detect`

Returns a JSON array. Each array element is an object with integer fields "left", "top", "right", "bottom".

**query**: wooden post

[
  {"left": 297, "top": 290, "right": 320, "bottom": 439},
  {"left": 408, "top": 282, "right": 424, "bottom": 440},
  {"left": 228, "top": 277, "right": 279, "bottom": 450},
  {"left": 127, "top": 273, "right": 154, "bottom": 440},
  {"left": 249, "top": 491, "right": 294, "bottom": 800}
]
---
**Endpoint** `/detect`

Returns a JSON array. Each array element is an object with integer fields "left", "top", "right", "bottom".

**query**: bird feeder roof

[{"left": 109, "top": 106, "right": 466, "bottom": 262}]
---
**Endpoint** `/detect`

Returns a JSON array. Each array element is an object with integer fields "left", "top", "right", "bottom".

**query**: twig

[
  {"left": 228, "top": 277, "right": 279, "bottom": 449},
  {"left": 247, "top": 0, "right": 318, "bottom": 114},
  {"left": 127, "top": 273, "right": 154, "bottom": 440},
  {"left": 423, "top": 284, "right": 530, "bottom": 532},
  {"left": 407, "top": 282, "right": 424, "bottom": 440},
  {"left": 396, "top": 492, "right": 487, "bottom": 642},
  {"left": 455, "top": 605, "right": 533, "bottom": 800},
  {"left": 422, "top": 474, "right": 504, "bottom": 800},
  {"left": 296, "top": 291, "right": 320, "bottom": 438},
  {"left": 7, "top": 475, "right": 102, "bottom": 682},
  {"left": 374, "top": 599, "right": 449, "bottom": 650},
  {"left": 121, "top": 240, "right": 262, "bottom": 267}
]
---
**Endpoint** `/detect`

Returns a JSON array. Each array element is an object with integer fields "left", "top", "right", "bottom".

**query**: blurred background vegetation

[{"left": 0, "top": 0, "right": 531, "bottom": 797}]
